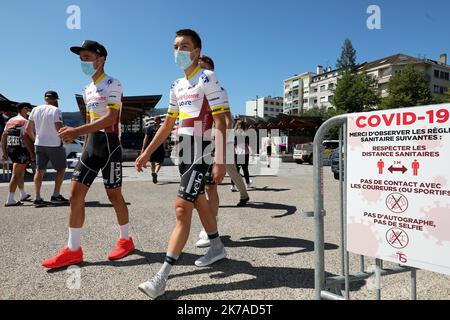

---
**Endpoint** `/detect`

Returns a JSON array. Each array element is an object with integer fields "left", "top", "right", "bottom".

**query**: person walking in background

[
  {"left": 1, "top": 103, "right": 33, "bottom": 206},
  {"left": 195, "top": 55, "right": 250, "bottom": 249},
  {"left": 141, "top": 116, "right": 166, "bottom": 184},
  {"left": 199, "top": 55, "right": 250, "bottom": 207},
  {"left": 263, "top": 130, "right": 272, "bottom": 168},
  {"left": 232, "top": 120, "right": 253, "bottom": 190},
  {"left": 26, "top": 91, "right": 68, "bottom": 206}
]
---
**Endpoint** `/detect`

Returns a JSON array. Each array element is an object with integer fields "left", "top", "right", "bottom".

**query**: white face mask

[
  {"left": 81, "top": 60, "right": 98, "bottom": 76},
  {"left": 174, "top": 50, "right": 193, "bottom": 69}
]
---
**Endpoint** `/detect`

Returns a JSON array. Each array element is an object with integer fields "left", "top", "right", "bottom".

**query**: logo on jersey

[
  {"left": 179, "top": 100, "right": 192, "bottom": 107},
  {"left": 171, "top": 80, "right": 180, "bottom": 89},
  {"left": 180, "top": 93, "right": 200, "bottom": 100},
  {"left": 200, "top": 74, "right": 209, "bottom": 84}
]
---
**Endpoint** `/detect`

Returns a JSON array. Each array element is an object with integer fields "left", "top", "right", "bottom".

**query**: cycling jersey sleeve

[
  {"left": 106, "top": 79, "right": 123, "bottom": 111},
  {"left": 166, "top": 81, "right": 180, "bottom": 119},
  {"left": 4, "top": 119, "right": 12, "bottom": 131},
  {"left": 202, "top": 71, "right": 230, "bottom": 116}
]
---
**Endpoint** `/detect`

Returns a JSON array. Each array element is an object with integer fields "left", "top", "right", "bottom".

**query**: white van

[{"left": 293, "top": 140, "right": 339, "bottom": 165}]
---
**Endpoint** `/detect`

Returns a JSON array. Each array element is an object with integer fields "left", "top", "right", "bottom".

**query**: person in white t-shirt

[
  {"left": 26, "top": 91, "right": 68, "bottom": 206},
  {"left": 262, "top": 132, "right": 272, "bottom": 168}
]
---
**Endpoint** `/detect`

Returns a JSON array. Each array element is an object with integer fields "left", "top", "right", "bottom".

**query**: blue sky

[{"left": 1, "top": 0, "right": 449, "bottom": 115}]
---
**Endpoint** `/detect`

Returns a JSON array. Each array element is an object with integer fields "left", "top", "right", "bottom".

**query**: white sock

[
  {"left": 158, "top": 253, "right": 179, "bottom": 279},
  {"left": 119, "top": 223, "right": 129, "bottom": 240},
  {"left": 7, "top": 192, "right": 16, "bottom": 204},
  {"left": 68, "top": 228, "right": 81, "bottom": 251},
  {"left": 20, "top": 189, "right": 27, "bottom": 199}
]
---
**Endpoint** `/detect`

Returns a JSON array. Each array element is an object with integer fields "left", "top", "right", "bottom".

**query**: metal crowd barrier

[{"left": 311, "top": 115, "right": 417, "bottom": 300}]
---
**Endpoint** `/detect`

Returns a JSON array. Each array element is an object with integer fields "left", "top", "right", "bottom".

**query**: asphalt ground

[{"left": 0, "top": 159, "right": 448, "bottom": 300}]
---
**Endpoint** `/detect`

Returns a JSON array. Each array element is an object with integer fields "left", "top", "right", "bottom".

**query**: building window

[
  {"left": 264, "top": 107, "right": 268, "bottom": 111},
  {"left": 303, "top": 99, "right": 308, "bottom": 104},
  {"left": 445, "top": 72, "right": 450, "bottom": 81},
  {"left": 328, "top": 95, "right": 334, "bottom": 101},
  {"left": 328, "top": 83, "right": 334, "bottom": 90},
  {"left": 314, "top": 88, "right": 318, "bottom": 93},
  {"left": 434, "top": 85, "right": 440, "bottom": 93},
  {"left": 440, "top": 87, "right": 447, "bottom": 94},
  {"left": 314, "top": 99, "right": 318, "bottom": 104},
  {"left": 434, "top": 70, "right": 440, "bottom": 78},
  {"left": 320, "top": 97, "right": 327, "bottom": 103},
  {"left": 320, "top": 85, "right": 326, "bottom": 92}
]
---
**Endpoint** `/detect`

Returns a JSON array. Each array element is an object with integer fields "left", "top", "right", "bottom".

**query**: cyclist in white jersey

[
  {"left": 42, "top": 40, "right": 134, "bottom": 270},
  {"left": 195, "top": 55, "right": 252, "bottom": 248},
  {"left": 135, "top": 29, "right": 229, "bottom": 299}
]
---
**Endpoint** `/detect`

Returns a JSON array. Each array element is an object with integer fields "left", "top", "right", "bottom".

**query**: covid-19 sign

[{"left": 346, "top": 104, "right": 450, "bottom": 275}]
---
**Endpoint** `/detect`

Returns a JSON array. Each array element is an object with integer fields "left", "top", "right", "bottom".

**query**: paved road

[{"left": 0, "top": 160, "right": 448, "bottom": 300}]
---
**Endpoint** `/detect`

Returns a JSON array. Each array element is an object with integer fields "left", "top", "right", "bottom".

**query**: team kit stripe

[
  {"left": 167, "top": 110, "right": 180, "bottom": 119},
  {"left": 211, "top": 105, "right": 231, "bottom": 115},
  {"left": 107, "top": 104, "right": 121, "bottom": 110}
]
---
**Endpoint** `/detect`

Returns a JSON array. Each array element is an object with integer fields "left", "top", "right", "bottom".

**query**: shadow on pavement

[
  {"left": 45, "top": 247, "right": 364, "bottom": 300},
  {"left": 164, "top": 259, "right": 366, "bottom": 299},
  {"left": 220, "top": 202, "right": 297, "bottom": 218},
  {"left": 46, "top": 250, "right": 167, "bottom": 273},
  {"left": 156, "top": 181, "right": 181, "bottom": 186},
  {"left": 221, "top": 235, "right": 338, "bottom": 256},
  {"left": 46, "top": 250, "right": 205, "bottom": 274},
  {"left": 84, "top": 201, "right": 131, "bottom": 208},
  {"left": 247, "top": 186, "right": 291, "bottom": 193}
]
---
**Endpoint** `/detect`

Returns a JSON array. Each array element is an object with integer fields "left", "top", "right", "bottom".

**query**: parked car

[
  {"left": 64, "top": 139, "right": 83, "bottom": 159},
  {"left": 293, "top": 140, "right": 339, "bottom": 165},
  {"left": 293, "top": 143, "right": 313, "bottom": 164},
  {"left": 330, "top": 147, "right": 345, "bottom": 180}
]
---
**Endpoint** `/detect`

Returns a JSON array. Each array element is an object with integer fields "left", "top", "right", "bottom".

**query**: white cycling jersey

[
  {"left": 167, "top": 66, "right": 230, "bottom": 138},
  {"left": 83, "top": 72, "right": 123, "bottom": 135}
]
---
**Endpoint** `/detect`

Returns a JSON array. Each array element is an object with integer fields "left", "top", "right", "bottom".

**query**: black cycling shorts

[
  {"left": 177, "top": 135, "right": 213, "bottom": 203},
  {"left": 7, "top": 147, "right": 29, "bottom": 165},
  {"left": 72, "top": 132, "right": 122, "bottom": 189},
  {"left": 205, "top": 148, "right": 215, "bottom": 185}
]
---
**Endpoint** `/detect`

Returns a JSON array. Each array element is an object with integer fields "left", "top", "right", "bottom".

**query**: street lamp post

[{"left": 255, "top": 95, "right": 258, "bottom": 119}]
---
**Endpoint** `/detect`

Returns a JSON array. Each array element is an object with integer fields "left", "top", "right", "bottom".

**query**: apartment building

[
  {"left": 360, "top": 53, "right": 450, "bottom": 98},
  {"left": 283, "top": 72, "right": 315, "bottom": 115},
  {"left": 283, "top": 53, "right": 450, "bottom": 114},
  {"left": 246, "top": 96, "right": 284, "bottom": 118}
]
